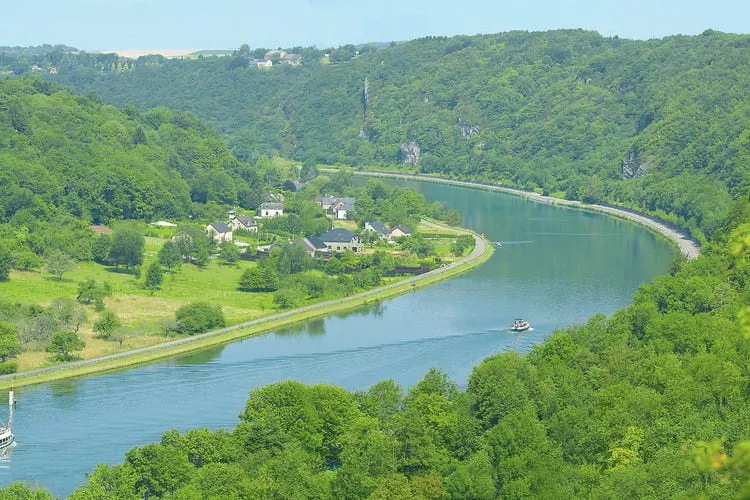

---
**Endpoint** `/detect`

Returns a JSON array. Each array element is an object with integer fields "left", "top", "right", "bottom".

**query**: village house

[
  {"left": 295, "top": 236, "right": 329, "bottom": 257},
  {"left": 333, "top": 199, "right": 355, "bottom": 220},
  {"left": 387, "top": 225, "right": 412, "bottom": 240},
  {"left": 254, "top": 59, "right": 273, "bottom": 68},
  {"left": 282, "top": 53, "right": 302, "bottom": 65},
  {"left": 231, "top": 215, "right": 258, "bottom": 232},
  {"left": 206, "top": 222, "right": 233, "bottom": 243},
  {"left": 265, "top": 49, "right": 288, "bottom": 60},
  {"left": 315, "top": 196, "right": 356, "bottom": 219},
  {"left": 258, "top": 202, "right": 284, "bottom": 218},
  {"left": 364, "top": 221, "right": 388, "bottom": 238},
  {"left": 318, "top": 228, "right": 362, "bottom": 253},
  {"left": 314, "top": 196, "right": 337, "bottom": 210}
]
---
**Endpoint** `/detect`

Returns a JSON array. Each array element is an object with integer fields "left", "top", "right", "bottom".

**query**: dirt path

[{"left": 357, "top": 171, "right": 701, "bottom": 260}]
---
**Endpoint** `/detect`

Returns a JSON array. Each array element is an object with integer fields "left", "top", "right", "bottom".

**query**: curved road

[
  {"left": 0, "top": 222, "right": 490, "bottom": 387},
  {"left": 354, "top": 171, "right": 701, "bottom": 260}
]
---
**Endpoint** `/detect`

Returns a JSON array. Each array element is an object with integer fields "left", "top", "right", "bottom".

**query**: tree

[
  {"left": 46, "top": 331, "right": 86, "bottom": 361},
  {"left": 108, "top": 226, "right": 145, "bottom": 269},
  {"left": 219, "top": 243, "right": 241, "bottom": 265},
  {"left": 77, "top": 279, "right": 112, "bottom": 311},
  {"left": 0, "top": 244, "right": 13, "bottom": 281},
  {"left": 239, "top": 266, "right": 279, "bottom": 292},
  {"left": 174, "top": 302, "right": 225, "bottom": 335},
  {"left": 158, "top": 240, "right": 182, "bottom": 271},
  {"left": 94, "top": 310, "right": 121, "bottom": 339},
  {"left": 12, "top": 249, "right": 43, "bottom": 271},
  {"left": 144, "top": 261, "right": 163, "bottom": 291},
  {"left": 0, "top": 322, "right": 22, "bottom": 363},
  {"left": 173, "top": 227, "right": 209, "bottom": 266},
  {"left": 49, "top": 298, "right": 87, "bottom": 333},
  {"left": 92, "top": 235, "right": 112, "bottom": 264},
  {"left": 45, "top": 250, "right": 76, "bottom": 280}
]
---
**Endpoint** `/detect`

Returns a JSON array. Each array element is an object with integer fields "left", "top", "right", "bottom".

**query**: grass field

[
  {"left": 1, "top": 224, "right": 474, "bottom": 372},
  {"left": 0, "top": 224, "right": 493, "bottom": 389}
]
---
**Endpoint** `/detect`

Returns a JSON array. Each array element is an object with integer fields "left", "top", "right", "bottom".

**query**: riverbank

[
  {"left": 352, "top": 170, "right": 701, "bottom": 260},
  {"left": 0, "top": 222, "right": 492, "bottom": 389}
]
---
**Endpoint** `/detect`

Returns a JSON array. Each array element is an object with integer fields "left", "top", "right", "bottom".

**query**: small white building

[
  {"left": 258, "top": 202, "right": 284, "bottom": 218},
  {"left": 364, "top": 221, "right": 388, "bottom": 238},
  {"left": 206, "top": 222, "right": 233, "bottom": 243},
  {"left": 231, "top": 215, "right": 258, "bottom": 232},
  {"left": 387, "top": 226, "right": 412, "bottom": 240}
]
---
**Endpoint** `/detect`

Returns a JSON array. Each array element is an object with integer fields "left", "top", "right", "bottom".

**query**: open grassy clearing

[{"left": 0, "top": 226, "right": 492, "bottom": 389}]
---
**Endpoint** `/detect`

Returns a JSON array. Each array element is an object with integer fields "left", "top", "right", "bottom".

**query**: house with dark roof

[
  {"left": 258, "top": 202, "right": 284, "bottom": 218},
  {"left": 364, "top": 221, "right": 388, "bottom": 237},
  {"left": 206, "top": 222, "right": 233, "bottom": 243},
  {"left": 283, "top": 53, "right": 302, "bottom": 65},
  {"left": 315, "top": 196, "right": 338, "bottom": 210},
  {"left": 387, "top": 225, "right": 412, "bottom": 240},
  {"left": 318, "top": 228, "right": 361, "bottom": 253},
  {"left": 231, "top": 215, "right": 258, "bottom": 232},
  {"left": 295, "top": 236, "right": 329, "bottom": 257},
  {"left": 334, "top": 199, "right": 355, "bottom": 220}
]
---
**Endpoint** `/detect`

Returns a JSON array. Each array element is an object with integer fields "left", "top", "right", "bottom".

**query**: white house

[
  {"left": 319, "top": 228, "right": 361, "bottom": 253},
  {"left": 206, "top": 222, "right": 233, "bottom": 243},
  {"left": 387, "top": 226, "right": 412, "bottom": 240},
  {"left": 334, "top": 200, "right": 355, "bottom": 220},
  {"left": 258, "top": 202, "right": 284, "bottom": 218},
  {"left": 231, "top": 215, "right": 258, "bottom": 232},
  {"left": 364, "top": 221, "right": 388, "bottom": 238}
]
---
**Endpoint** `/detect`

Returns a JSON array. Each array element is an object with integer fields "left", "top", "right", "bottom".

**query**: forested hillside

[
  {"left": 0, "top": 78, "right": 271, "bottom": 227},
  {"left": 5, "top": 193, "right": 750, "bottom": 499},
  {"left": 26, "top": 29, "right": 750, "bottom": 240}
]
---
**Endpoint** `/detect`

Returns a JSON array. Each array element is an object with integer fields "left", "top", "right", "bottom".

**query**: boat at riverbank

[
  {"left": 0, "top": 389, "right": 15, "bottom": 453},
  {"left": 511, "top": 319, "right": 530, "bottom": 332}
]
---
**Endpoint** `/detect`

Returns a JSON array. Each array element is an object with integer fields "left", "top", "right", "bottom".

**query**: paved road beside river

[
  {"left": 355, "top": 171, "right": 701, "bottom": 260},
  {"left": 0, "top": 219, "right": 491, "bottom": 388}
]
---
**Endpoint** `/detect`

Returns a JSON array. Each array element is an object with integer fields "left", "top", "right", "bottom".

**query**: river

[{"left": 0, "top": 179, "right": 676, "bottom": 496}]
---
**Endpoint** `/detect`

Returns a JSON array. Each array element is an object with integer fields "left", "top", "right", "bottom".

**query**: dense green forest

[
  {"left": 13, "top": 29, "right": 749, "bottom": 240},
  {"left": 0, "top": 78, "right": 278, "bottom": 227},
  {"left": 3, "top": 194, "right": 749, "bottom": 498}
]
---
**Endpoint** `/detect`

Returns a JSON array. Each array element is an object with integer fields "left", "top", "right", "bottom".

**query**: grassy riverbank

[
  {"left": 344, "top": 169, "right": 700, "bottom": 260},
  {"left": 0, "top": 223, "right": 492, "bottom": 389}
]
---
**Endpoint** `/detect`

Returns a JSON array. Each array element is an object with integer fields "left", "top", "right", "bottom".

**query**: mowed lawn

[{"left": 0, "top": 237, "right": 277, "bottom": 370}]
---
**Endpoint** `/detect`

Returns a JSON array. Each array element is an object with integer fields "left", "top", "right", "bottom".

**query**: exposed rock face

[
  {"left": 399, "top": 141, "right": 421, "bottom": 165},
  {"left": 621, "top": 147, "right": 646, "bottom": 179},
  {"left": 458, "top": 119, "right": 480, "bottom": 138}
]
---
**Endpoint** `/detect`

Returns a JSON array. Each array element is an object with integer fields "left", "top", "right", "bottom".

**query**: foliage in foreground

[{"left": 5, "top": 195, "right": 749, "bottom": 499}]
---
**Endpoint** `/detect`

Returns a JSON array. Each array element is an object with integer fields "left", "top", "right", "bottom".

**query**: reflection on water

[
  {"left": 0, "top": 180, "right": 677, "bottom": 497},
  {"left": 276, "top": 301, "right": 387, "bottom": 337}
]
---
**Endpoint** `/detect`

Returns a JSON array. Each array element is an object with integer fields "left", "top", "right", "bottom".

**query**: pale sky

[{"left": 3, "top": 0, "right": 749, "bottom": 50}]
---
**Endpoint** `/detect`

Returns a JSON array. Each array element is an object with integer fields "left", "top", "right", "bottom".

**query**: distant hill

[
  {"left": 0, "top": 78, "right": 265, "bottom": 226},
  {"left": 13, "top": 29, "right": 750, "bottom": 238}
]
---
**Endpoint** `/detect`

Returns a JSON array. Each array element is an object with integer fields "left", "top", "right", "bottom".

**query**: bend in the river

[{"left": 0, "top": 178, "right": 679, "bottom": 497}]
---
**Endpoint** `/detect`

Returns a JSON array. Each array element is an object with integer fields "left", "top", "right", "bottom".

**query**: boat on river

[
  {"left": 511, "top": 319, "right": 530, "bottom": 332},
  {"left": 0, "top": 388, "right": 16, "bottom": 453}
]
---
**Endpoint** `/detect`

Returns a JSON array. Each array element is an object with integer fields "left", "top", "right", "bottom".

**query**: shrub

[
  {"left": 0, "top": 362, "right": 17, "bottom": 375},
  {"left": 174, "top": 302, "right": 225, "bottom": 336}
]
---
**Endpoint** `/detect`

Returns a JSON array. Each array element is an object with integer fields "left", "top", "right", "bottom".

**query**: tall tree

[
  {"left": 45, "top": 250, "right": 76, "bottom": 280},
  {"left": 108, "top": 227, "right": 145, "bottom": 269}
]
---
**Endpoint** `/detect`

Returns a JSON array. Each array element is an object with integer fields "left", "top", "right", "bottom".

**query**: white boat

[
  {"left": 0, "top": 388, "right": 16, "bottom": 452},
  {"left": 511, "top": 319, "right": 530, "bottom": 332}
]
